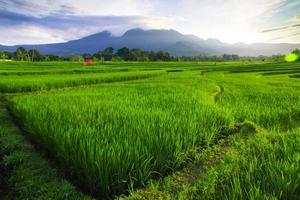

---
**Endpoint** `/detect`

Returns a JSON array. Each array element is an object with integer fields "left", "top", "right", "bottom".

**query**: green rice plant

[
  {"left": 204, "top": 72, "right": 300, "bottom": 131},
  {"left": 9, "top": 72, "right": 233, "bottom": 197},
  {"left": 0, "top": 70, "right": 165, "bottom": 93},
  {"left": 121, "top": 62, "right": 300, "bottom": 199},
  {"left": 4, "top": 61, "right": 300, "bottom": 199},
  {"left": 186, "top": 130, "right": 300, "bottom": 200}
]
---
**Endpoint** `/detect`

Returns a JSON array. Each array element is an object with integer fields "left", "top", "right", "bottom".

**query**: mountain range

[{"left": 0, "top": 28, "right": 299, "bottom": 56}]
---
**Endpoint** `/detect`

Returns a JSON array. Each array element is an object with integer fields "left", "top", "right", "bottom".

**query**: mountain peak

[
  {"left": 206, "top": 38, "right": 222, "bottom": 45},
  {"left": 82, "top": 30, "right": 112, "bottom": 39},
  {"left": 122, "top": 28, "right": 182, "bottom": 37},
  {"left": 123, "top": 28, "right": 145, "bottom": 36},
  {"left": 0, "top": 28, "right": 299, "bottom": 56}
]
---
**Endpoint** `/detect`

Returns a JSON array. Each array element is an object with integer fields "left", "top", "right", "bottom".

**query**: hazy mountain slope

[{"left": 0, "top": 28, "right": 299, "bottom": 56}]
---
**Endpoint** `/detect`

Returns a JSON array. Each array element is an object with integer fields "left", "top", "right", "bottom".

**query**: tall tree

[
  {"left": 82, "top": 52, "right": 92, "bottom": 60},
  {"left": 102, "top": 47, "right": 114, "bottom": 61},
  {"left": 128, "top": 48, "right": 149, "bottom": 61},
  {"left": 15, "top": 47, "right": 28, "bottom": 61},
  {"left": 156, "top": 51, "right": 171, "bottom": 61},
  {"left": 0, "top": 52, "right": 8, "bottom": 60},
  {"left": 292, "top": 49, "right": 300, "bottom": 55},
  {"left": 292, "top": 49, "right": 300, "bottom": 60},
  {"left": 69, "top": 53, "right": 82, "bottom": 62},
  {"left": 116, "top": 47, "right": 130, "bottom": 61},
  {"left": 149, "top": 51, "right": 158, "bottom": 61},
  {"left": 28, "top": 49, "right": 41, "bottom": 62}
]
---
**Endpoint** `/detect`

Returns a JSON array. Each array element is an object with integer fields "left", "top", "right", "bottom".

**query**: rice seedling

[
  {"left": 0, "top": 70, "right": 165, "bottom": 93},
  {"left": 9, "top": 71, "right": 233, "bottom": 197},
  {"left": 2, "top": 61, "right": 300, "bottom": 199}
]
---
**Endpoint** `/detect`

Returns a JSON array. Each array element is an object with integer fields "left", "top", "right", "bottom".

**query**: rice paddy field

[{"left": 0, "top": 61, "right": 299, "bottom": 200}]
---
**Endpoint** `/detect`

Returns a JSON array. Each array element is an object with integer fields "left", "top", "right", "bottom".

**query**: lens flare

[{"left": 285, "top": 53, "right": 298, "bottom": 62}]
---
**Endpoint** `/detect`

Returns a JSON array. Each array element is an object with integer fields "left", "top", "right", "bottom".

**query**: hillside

[{"left": 0, "top": 28, "right": 299, "bottom": 56}]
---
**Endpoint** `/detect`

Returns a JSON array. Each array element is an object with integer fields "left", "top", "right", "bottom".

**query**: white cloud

[
  {"left": 260, "top": 12, "right": 300, "bottom": 44},
  {"left": 0, "top": 0, "right": 184, "bottom": 45},
  {"left": 169, "top": 0, "right": 288, "bottom": 43},
  {"left": 0, "top": 12, "right": 181, "bottom": 45},
  {"left": 0, "top": 25, "right": 65, "bottom": 45},
  {"left": 0, "top": 0, "right": 299, "bottom": 44}
]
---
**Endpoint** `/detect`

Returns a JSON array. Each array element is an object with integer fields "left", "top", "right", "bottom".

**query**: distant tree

[
  {"left": 156, "top": 51, "right": 171, "bottom": 61},
  {"left": 268, "top": 54, "right": 284, "bottom": 63},
  {"left": 44, "top": 55, "right": 51, "bottom": 62},
  {"left": 149, "top": 51, "right": 158, "bottom": 61},
  {"left": 116, "top": 47, "right": 130, "bottom": 61},
  {"left": 257, "top": 55, "right": 267, "bottom": 62},
  {"left": 92, "top": 57, "right": 99, "bottom": 63},
  {"left": 15, "top": 47, "right": 29, "bottom": 61},
  {"left": 128, "top": 48, "right": 138, "bottom": 61},
  {"left": 210, "top": 55, "right": 218, "bottom": 62},
  {"left": 0, "top": 52, "right": 8, "bottom": 60},
  {"left": 111, "top": 56, "right": 122, "bottom": 62},
  {"left": 102, "top": 47, "right": 114, "bottom": 61},
  {"left": 128, "top": 48, "right": 149, "bottom": 61},
  {"left": 222, "top": 54, "right": 232, "bottom": 61},
  {"left": 292, "top": 48, "right": 300, "bottom": 55},
  {"left": 137, "top": 53, "right": 149, "bottom": 61},
  {"left": 79, "top": 56, "right": 84, "bottom": 62},
  {"left": 68, "top": 53, "right": 82, "bottom": 62},
  {"left": 3, "top": 51, "right": 13, "bottom": 60},
  {"left": 231, "top": 54, "right": 240, "bottom": 61},
  {"left": 1, "top": 47, "right": 290, "bottom": 63},
  {"left": 82, "top": 52, "right": 92, "bottom": 59},
  {"left": 291, "top": 49, "right": 300, "bottom": 61},
  {"left": 15, "top": 48, "right": 22, "bottom": 61},
  {"left": 44, "top": 54, "right": 61, "bottom": 61},
  {"left": 93, "top": 51, "right": 102, "bottom": 61},
  {"left": 28, "top": 49, "right": 41, "bottom": 61}
]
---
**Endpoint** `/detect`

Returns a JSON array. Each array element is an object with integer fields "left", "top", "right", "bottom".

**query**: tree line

[
  {"left": 0, "top": 47, "right": 61, "bottom": 62},
  {"left": 0, "top": 46, "right": 298, "bottom": 62},
  {"left": 291, "top": 49, "right": 300, "bottom": 59}
]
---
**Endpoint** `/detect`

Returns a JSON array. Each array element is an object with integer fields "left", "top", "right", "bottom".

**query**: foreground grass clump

[
  {"left": 0, "top": 70, "right": 164, "bottom": 93},
  {"left": 185, "top": 130, "right": 300, "bottom": 200},
  {"left": 9, "top": 72, "right": 233, "bottom": 198},
  {"left": 0, "top": 99, "right": 93, "bottom": 200}
]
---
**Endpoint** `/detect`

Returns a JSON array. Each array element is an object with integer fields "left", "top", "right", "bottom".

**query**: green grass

[
  {"left": 0, "top": 98, "right": 93, "bottom": 200},
  {"left": 0, "top": 61, "right": 299, "bottom": 199},
  {"left": 123, "top": 64, "right": 300, "bottom": 200},
  {"left": 9, "top": 72, "right": 233, "bottom": 197},
  {"left": 178, "top": 129, "right": 300, "bottom": 200},
  {"left": 0, "top": 70, "right": 165, "bottom": 93}
]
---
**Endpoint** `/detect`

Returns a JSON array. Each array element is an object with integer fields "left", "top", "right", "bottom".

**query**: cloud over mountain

[
  {"left": 1, "top": 28, "right": 299, "bottom": 57},
  {"left": 0, "top": 0, "right": 299, "bottom": 44}
]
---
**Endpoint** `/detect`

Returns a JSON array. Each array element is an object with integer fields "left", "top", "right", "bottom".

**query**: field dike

[
  {"left": 119, "top": 121, "right": 258, "bottom": 199},
  {"left": 0, "top": 70, "right": 166, "bottom": 93},
  {"left": 2, "top": 73, "right": 167, "bottom": 98},
  {"left": 167, "top": 122, "right": 257, "bottom": 185},
  {"left": 0, "top": 96, "right": 93, "bottom": 200}
]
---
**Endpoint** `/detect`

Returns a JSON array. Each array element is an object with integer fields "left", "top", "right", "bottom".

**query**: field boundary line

[
  {"left": 122, "top": 121, "right": 258, "bottom": 199},
  {"left": 2, "top": 71, "right": 167, "bottom": 97},
  {"left": 0, "top": 95, "right": 93, "bottom": 199}
]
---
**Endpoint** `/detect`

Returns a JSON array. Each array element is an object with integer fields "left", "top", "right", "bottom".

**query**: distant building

[{"left": 83, "top": 54, "right": 93, "bottom": 65}]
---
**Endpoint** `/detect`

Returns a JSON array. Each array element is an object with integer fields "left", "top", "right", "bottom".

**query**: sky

[{"left": 0, "top": 0, "right": 299, "bottom": 45}]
